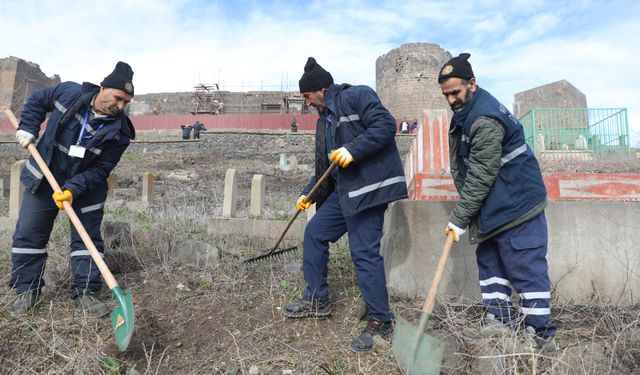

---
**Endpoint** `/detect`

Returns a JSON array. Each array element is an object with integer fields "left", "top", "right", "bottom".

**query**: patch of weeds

[
  {"left": 318, "top": 358, "right": 347, "bottom": 374},
  {"left": 174, "top": 290, "right": 190, "bottom": 302},
  {"left": 121, "top": 154, "right": 136, "bottom": 162},
  {"left": 100, "top": 356, "right": 124, "bottom": 375},
  {"left": 329, "top": 244, "right": 353, "bottom": 272},
  {"left": 24, "top": 323, "right": 39, "bottom": 334},
  {"left": 202, "top": 281, "right": 213, "bottom": 289}
]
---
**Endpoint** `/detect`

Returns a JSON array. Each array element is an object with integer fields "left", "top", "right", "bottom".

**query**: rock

[
  {"left": 468, "top": 338, "right": 506, "bottom": 375},
  {"left": 102, "top": 220, "right": 133, "bottom": 250},
  {"left": 560, "top": 342, "right": 608, "bottom": 375},
  {"left": 105, "top": 251, "right": 143, "bottom": 274},
  {"left": 282, "top": 370, "right": 293, "bottom": 375},
  {"left": 431, "top": 329, "right": 465, "bottom": 373},
  {"left": 175, "top": 239, "right": 220, "bottom": 267},
  {"left": 248, "top": 365, "right": 260, "bottom": 375}
]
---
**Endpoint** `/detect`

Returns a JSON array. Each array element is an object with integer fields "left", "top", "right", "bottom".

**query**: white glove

[
  {"left": 445, "top": 222, "right": 466, "bottom": 242},
  {"left": 16, "top": 129, "right": 36, "bottom": 148}
]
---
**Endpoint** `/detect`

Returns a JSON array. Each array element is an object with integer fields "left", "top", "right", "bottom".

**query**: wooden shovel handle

[
  {"left": 421, "top": 232, "right": 455, "bottom": 313},
  {"left": 5, "top": 109, "right": 118, "bottom": 289},
  {"left": 270, "top": 160, "right": 338, "bottom": 253}
]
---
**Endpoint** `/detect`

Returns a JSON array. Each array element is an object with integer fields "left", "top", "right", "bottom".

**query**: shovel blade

[
  {"left": 110, "top": 286, "right": 135, "bottom": 352},
  {"left": 393, "top": 316, "right": 444, "bottom": 375}
]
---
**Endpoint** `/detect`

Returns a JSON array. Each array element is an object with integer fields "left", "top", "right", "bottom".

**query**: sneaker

[
  {"left": 73, "top": 294, "right": 110, "bottom": 318},
  {"left": 10, "top": 290, "right": 40, "bottom": 317},
  {"left": 463, "top": 313, "right": 513, "bottom": 339},
  {"left": 350, "top": 319, "right": 394, "bottom": 353},
  {"left": 283, "top": 299, "right": 331, "bottom": 318}
]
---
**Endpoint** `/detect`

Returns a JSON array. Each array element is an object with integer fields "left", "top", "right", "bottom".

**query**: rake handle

[
  {"left": 270, "top": 160, "right": 338, "bottom": 253},
  {"left": 421, "top": 232, "right": 455, "bottom": 313},
  {"left": 5, "top": 109, "right": 118, "bottom": 290}
]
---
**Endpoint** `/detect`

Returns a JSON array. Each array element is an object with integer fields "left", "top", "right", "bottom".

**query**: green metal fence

[{"left": 520, "top": 108, "right": 630, "bottom": 159}]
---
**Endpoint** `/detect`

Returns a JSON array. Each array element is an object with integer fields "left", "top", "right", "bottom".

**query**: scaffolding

[{"left": 192, "top": 83, "right": 223, "bottom": 115}]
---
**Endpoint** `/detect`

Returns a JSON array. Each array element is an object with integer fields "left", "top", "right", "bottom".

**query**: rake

[{"left": 243, "top": 161, "right": 337, "bottom": 264}]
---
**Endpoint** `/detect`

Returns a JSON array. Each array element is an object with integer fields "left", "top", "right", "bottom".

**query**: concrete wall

[
  {"left": 381, "top": 200, "right": 640, "bottom": 305},
  {"left": 376, "top": 43, "right": 452, "bottom": 122}
]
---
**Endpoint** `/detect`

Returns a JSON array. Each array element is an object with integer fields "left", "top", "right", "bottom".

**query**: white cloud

[{"left": 2, "top": 0, "right": 638, "bottom": 146}]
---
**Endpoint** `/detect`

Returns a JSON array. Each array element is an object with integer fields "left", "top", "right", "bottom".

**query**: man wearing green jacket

[{"left": 439, "top": 53, "right": 556, "bottom": 352}]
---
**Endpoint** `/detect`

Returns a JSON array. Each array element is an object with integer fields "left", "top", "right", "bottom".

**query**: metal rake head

[{"left": 242, "top": 246, "right": 299, "bottom": 265}]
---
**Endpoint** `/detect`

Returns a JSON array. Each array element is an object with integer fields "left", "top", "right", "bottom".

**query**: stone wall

[
  {"left": 376, "top": 43, "right": 452, "bottom": 122},
  {"left": 0, "top": 57, "right": 60, "bottom": 117},
  {"left": 128, "top": 90, "right": 306, "bottom": 116},
  {"left": 513, "top": 79, "right": 587, "bottom": 118}
]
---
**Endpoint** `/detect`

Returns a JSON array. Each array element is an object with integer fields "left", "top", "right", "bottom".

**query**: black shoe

[
  {"left": 350, "top": 319, "right": 394, "bottom": 353},
  {"left": 10, "top": 290, "right": 40, "bottom": 317},
  {"left": 73, "top": 294, "right": 110, "bottom": 318},
  {"left": 283, "top": 299, "right": 331, "bottom": 318}
]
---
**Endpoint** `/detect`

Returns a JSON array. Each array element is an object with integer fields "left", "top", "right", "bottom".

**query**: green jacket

[{"left": 449, "top": 116, "right": 546, "bottom": 244}]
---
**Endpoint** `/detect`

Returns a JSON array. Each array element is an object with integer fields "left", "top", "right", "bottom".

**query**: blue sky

[{"left": 2, "top": 0, "right": 639, "bottom": 144}]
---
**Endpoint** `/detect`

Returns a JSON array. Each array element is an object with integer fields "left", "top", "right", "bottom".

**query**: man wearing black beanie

[
  {"left": 10, "top": 62, "right": 136, "bottom": 319},
  {"left": 439, "top": 53, "right": 557, "bottom": 353},
  {"left": 284, "top": 57, "right": 407, "bottom": 354}
]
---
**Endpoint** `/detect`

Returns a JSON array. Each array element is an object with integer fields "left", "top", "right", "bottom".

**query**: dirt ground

[{"left": 1, "top": 130, "right": 640, "bottom": 374}]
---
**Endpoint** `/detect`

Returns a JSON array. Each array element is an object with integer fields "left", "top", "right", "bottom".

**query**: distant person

[
  {"left": 410, "top": 120, "right": 418, "bottom": 133},
  {"left": 192, "top": 120, "right": 203, "bottom": 139},
  {"left": 180, "top": 124, "right": 193, "bottom": 140},
  {"left": 283, "top": 57, "right": 407, "bottom": 354},
  {"left": 10, "top": 61, "right": 136, "bottom": 318},
  {"left": 290, "top": 117, "right": 298, "bottom": 132},
  {"left": 438, "top": 53, "right": 556, "bottom": 352},
  {"left": 399, "top": 119, "right": 409, "bottom": 133}
]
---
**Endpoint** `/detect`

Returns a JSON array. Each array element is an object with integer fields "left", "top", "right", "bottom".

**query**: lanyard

[
  {"left": 76, "top": 110, "right": 104, "bottom": 145},
  {"left": 76, "top": 110, "right": 90, "bottom": 145}
]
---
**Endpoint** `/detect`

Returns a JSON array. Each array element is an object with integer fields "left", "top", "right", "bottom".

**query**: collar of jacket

[
  {"left": 451, "top": 86, "right": 486, "bottom": 129},
  {"left": 322, "top": 83, "right": 352, "bottom": 118},
  {"left": 80, "top": 81, "right": 135, "bottom": 140}
]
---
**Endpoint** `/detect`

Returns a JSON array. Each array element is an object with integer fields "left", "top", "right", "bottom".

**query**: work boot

[
  {"left": 463, "top": 313, "right": 513, "bottom": 339},
  {"left": 350, "top": 319, "right": 394, "bottom": 353},
  {"left": 524, "top": 326, "right": 558, "bottom": 353},
  {"left": 502, "top": 326, "right": 557, "bottom": 354},
  {"left": 10, "top": 290, "right": 40, "bottom": 317},
  {"left": 73, "top": 294, "right": 110, "bottom": 318},
  {"left": 283, "top": 299, "right": 331, "bottom": 318}
]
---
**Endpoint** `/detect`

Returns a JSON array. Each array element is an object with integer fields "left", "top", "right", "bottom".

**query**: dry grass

[{"left": 2, "top": 199, "right": 640, "bottom": 374}]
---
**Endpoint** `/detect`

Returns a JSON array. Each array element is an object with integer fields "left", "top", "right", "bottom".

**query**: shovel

[
  {"left": 393, "top": 232, "right": 455, "bottom": 375},
  {"left": 243, "top": 160, "right": 337, "bottom": 264},
  {"left": 5, "top": 109, "right": 134, "bottom": 351}
]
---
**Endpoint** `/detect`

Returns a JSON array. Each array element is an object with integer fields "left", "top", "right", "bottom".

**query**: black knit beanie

[
  {"left": 438, "top": 53, "right": 475, "bottom": 84},
  {"left": 299, "top": 57, "right": 334, "bottom": 93},
  {"left": 101, "top": 61, "right": 135, "bottom": 96}
]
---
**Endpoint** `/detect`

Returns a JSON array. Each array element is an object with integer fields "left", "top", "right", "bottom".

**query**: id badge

[{"left": 69, "top": 145, "right": 86, "bottom": 158}]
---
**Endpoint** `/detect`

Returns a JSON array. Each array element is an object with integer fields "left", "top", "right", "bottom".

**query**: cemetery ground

[{"left": 0, "top": 130, "right": 640, "bottom": 374}]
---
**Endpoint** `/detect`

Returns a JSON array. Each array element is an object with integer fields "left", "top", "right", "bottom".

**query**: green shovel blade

[
  {"left": 392, "top": 315, "right": 444, "bottom": 375},
  {"left": 110, "top": 286, "right": 135, "bottom": 352}
]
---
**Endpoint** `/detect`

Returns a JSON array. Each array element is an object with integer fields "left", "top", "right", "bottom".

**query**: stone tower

[
  {"left": 0, "top": 56, "right": 60, "bottom": 117},
  {"left": 513, "top": 79, "right": 587, "bottom": 118},
  {"left": 376, "top": 43, "right": 452, "bottom": 121}
]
